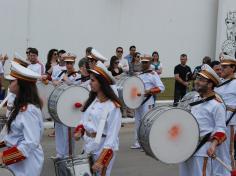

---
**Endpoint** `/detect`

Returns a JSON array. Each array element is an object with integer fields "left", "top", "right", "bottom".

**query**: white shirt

[
  {"left": 0, "top": 61, "right": 4, "bottom": 74},
  {"left": 28, "top": 63, "right": 44, "bottom": 75},
  {"left": 51, "top": 64, "right": 66, "bottom": 81},
  {"left": 80, "top": 98, "right": 121, "bottom": 154},
  {"left": 118, "top": 58, "right": 129, "bottom": 72}
]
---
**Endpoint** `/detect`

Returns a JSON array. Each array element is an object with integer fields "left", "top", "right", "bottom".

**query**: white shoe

[{"left": 130, "top": 142, "right": 141, "bottom": 149}]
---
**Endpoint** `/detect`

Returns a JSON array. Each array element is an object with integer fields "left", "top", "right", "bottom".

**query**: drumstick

[
  {"left": 0, "top": 94, "right": 11, "bottom": 110},
  {"left": 214, "top": 156, "right": 232, "bottom": 171}
]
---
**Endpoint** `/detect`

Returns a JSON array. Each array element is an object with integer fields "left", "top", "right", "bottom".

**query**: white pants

[
  {"left": 55, "top": 122, "right": 75, "bottom": 158},
  {"left": 179, "top": 156, "right": 213, "bottom": 176},
  {"left": 134, "top": 103, "right": 153, "bottom": 144}
]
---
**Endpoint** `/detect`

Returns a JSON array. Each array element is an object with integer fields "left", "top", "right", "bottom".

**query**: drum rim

[
  {"left": 139, "top": 106, "right": 200, "bottom": 164},
  {"left": 0, "top": 166, "right": 15, "bottom": 176}
]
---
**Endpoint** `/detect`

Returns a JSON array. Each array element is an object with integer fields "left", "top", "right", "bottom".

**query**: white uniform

[
  {"left": 53, "top": 70, "right": 81, "bottom": 158},
  {"left": 79, "top": 98, "right": 122, "bottom": 176},
  {"left": 2, "top": 104, "right": 44, "bottom": 176},
  {"left": 133, "top": 71, "right": 165, "bottom": 146},
  {"left": 27, "top": 63, "right": 44, "bottom": 75},
  {"left": 118, "top": 58, "right": 129, "bottom": 72},
  {"left": 53, "top": 70, "right": 81, "bottom": 85},
  {"left": 179, "top": 95, "right": 227, "bottom": 176},
  {"left": 51, "top": 64, "right": 66, "bottom": 80},
  {"left": 214, "top": 78, "right": 236, "bottom": 176}
]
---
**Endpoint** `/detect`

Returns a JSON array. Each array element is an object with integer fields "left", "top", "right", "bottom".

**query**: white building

[{"left": 0, "top": 0, "right": 235, "bottom": 77}]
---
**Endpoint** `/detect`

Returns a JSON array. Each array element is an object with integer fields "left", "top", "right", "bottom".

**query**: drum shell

[
  {"left": 0, "top": 167, "right": 15, "bottom": 176},
  {"left": 52, "top": 154, "right": 92, "bottom": 176}
]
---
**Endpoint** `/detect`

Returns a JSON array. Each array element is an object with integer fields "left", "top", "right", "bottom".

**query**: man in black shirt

[{"left": 173, "top": 54, "right": 192, "bottom": 106}]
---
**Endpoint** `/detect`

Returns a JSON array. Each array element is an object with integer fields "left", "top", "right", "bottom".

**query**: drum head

[
  {"left": 56, "top": 86, "right": 89, "bottom": 127},
  {"left": 122, "top": 76, "right": 145, "bottom": 109},
  {"left": 37, "top": 82, "right": 55, "bottom": 119},
  {"left": 149, "top": 108, "right": 199, "bottom": 164}
]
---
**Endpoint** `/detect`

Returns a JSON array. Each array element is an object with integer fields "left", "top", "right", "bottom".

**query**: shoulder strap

[
  {"left": 57, "top": 70, "right": 66, "bottom": 78},
  {"left": 216, "top": 78, "right": 235, "bottom": 88},
  {"left": 194, "top": 133, "right": 211, "bottom": 154},
  {"left": 189, "top": 95, "right": 215, "bottom": 107},
  {"left": 67, "top": 71, "right": 78, "bottom": 77},
  {"left": 226, "top": 110, "right": 236, "bottom": 126}
]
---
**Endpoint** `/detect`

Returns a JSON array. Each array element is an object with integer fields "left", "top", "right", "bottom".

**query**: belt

[
  {"left": 85, "top": 131, "right": 106, "bottom": 138},
  {"left": 226, "top": 106, "right": 236, "bottom": 113}
]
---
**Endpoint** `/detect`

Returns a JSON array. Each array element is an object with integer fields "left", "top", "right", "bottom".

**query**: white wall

[{"left": 0, "top": 0, "right": 218, "bottom": 77}]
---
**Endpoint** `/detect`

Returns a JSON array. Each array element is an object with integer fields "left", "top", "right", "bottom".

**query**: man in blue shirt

[{"left": 124, "top": 45, "right": 136, "bottom": 64}]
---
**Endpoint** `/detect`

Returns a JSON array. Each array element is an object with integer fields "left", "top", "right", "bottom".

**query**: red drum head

[{"left": 120, "top": 76, "right": 145, "bottom": 109}]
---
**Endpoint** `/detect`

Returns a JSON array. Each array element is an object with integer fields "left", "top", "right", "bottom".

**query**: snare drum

[
  {"left": 0, "top": 167, "right": 15, "bottom": 176},
  {"left": 138, "top": 106, "right": 200, "bottom": 164},
  {"left": 37, "top": 82, "right": 55, "bottom": 119},
  {"left": 52, "top": 154, "right": 92, "bottom": 176},
  {"left": 116, "top": 76, "right": 145, "bottom": 109},
  {"left": 48, "top": 84, "right": 89, "bottom": 127}
]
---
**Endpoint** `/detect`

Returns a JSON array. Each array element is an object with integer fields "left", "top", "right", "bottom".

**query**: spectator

[
  {"left": 124, "top": 45, "right": 136, "bottom": 64},
  {"left": 173, "top": 54, "right": 192, "bottom": 106},
  {"left": 108, "top": 56, "right": 123, "bottom": 79},
  {"left": 151, "top": 51, "right": 163, "bottom": 75},
  {"left": 85, "top": 47, "right": 93, "bottom": 57},
  {"left": 116, "top": 47, "right": 129, "bottom": 72},
  {"left": 129, "top": 52, "right": 142, "bottom": 75},
  {"left": 45, "top": 49, "right": 58, "bottom": 76},
  {"left": 211, "top": 60, "right": 222, "bottom": 77},
  {"left": 28, "top": 48, "right": 45, "bottom": 75},
  {"left": 192, "top": 56, "right": 211, "bottom": 79},
  {"left": 78, "top": 57, "right": 90, "bottom": 89},
  {"left": 26, "top": 47, "right": 32, "bottom": 61}
]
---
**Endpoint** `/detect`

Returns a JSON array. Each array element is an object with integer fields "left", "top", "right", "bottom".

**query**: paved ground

[{"left": 41, "top": 124, "right": 178, "bottom": 176}]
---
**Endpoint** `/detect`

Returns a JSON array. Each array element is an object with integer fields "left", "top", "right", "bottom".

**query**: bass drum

[
  {"left": 177, "top": 91, "right": 200, "bottom": 111},
  {"left": 3, "top": 59, "right": 12, "bottom": 76},
  {"left": 116, "top": 76, "right": 145, "bottom": 109},
  {"left": 37, "top": 82, "right": 55, "bottom": 120},
  {"left": 48, "top": 84, "right": 89, "bottom": 127},
  {"left": 138, "top": 106, "right": 200, "bottom": 164}
]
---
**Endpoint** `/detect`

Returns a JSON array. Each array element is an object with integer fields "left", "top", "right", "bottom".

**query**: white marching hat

[
  {"left": 89, "top": 61, "right": 116, "bottom": 85},
  {"left": 62, "top": 53, "right": 76, "bottom": 62},
  {"left": 5, "top": 61, "right": 41, "bottom": 82},
  {"left": 221, "top": 54, "right": 236, "bottom": 65},
  {"left": 198, "top": 64, "right": 221, "bottom": 86},
  {"left": 89, "top": 48, "right": 108, "bottom": 62},
  {"left": 13, "top": 52, "right": 30, "bottom": 67}
]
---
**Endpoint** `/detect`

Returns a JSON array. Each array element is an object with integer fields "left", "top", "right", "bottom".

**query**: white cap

[
  {"left": 89, "top": 61, "right": 116, "bottom": 85},
  {"left": 13, "top": 52, "right": 30, "bottom": 67},
  {"left": 5, "top": 61, "right": 41, "bottom": 82},
  {"left": 198, "top": 64, "right": 221, "bottom": 86},
  {"left": 90, "top": 48, "right": 108, "bottom": 62},
  {"left": 221, "top": 54, "right": 236, "bottom": 65}
]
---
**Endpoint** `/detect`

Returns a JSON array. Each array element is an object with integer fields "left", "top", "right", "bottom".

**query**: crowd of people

[{"left": 0, "top": 45, "right": 235, "bottom": 176}]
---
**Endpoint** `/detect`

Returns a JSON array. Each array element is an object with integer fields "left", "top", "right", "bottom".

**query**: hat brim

[
  {"left": 4, "top": 74, "right": 16, "bottom": 81},
  {"left": 64, "top": 59, "right": 75, "bottom": 62}
]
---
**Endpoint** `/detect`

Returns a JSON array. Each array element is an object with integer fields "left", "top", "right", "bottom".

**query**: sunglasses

[
  {"left": 26, "top": 52, "right": 29, "bottom": 54},
  {"left": 53, "top": 53, "right": 58, "bottom": 56},
  {"left": 141, "top": 61, "right": 149, "bottom": 64},
  {"left": 116, "top": 50, "right": 123, "bottom": 53},
  {"left": 115, "top": 62, "right": 119, "bottom": 64},
  {"left": 196, "top": 75, "right": 208, "bottom": 82}
]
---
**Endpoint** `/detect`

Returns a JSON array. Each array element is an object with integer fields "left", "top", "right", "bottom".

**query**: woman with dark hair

[
  {"left": 151, "top": 51, "right": 163, "bottom": 75},
  {"left": 108, "top": 56, "right": 123, "bottom": 78},
  {"left": 45, "top": 49, "right": 58, "bottom": 78},
  {"left": 0, "top": 62, "right": 44, "bottom": 176},
  {"left": 74, "top": 62, "right": 122, "bottom": 176},
  {"left": 129, "top": 52, "right": 142, "bottom": 75}
]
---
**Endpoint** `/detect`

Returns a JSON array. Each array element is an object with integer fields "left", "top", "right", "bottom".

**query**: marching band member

[
  {"left": 131, "top": 55, "right": 165, "bottom": 149},
  {"left": 179, "top": 64, "right": 227, "bottom": 176},
  {"left": 214, "top": 55, "right": 236, "bottom": 175},
  {"left": 74, "top": 63, "right": 122, "bottom": 176},
  {"left": 53, "top": 53, "right": 81, "bottom": 158},
  {"left": 52, "top": 53, "right": 81, "bottom": 86},
  {"left": 0, "top": 61, "right": 44, "bottom": 176},
  {"left": 78, "top": 57, "right": 91, "bottom": 89}
]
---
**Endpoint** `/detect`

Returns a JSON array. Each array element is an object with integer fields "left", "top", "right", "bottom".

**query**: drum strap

[
  {"left": 139, "top": 69, "right": 153, "bottom": 75},
  {"left": 189, "top": 95, "right": 215, "bottom": 107},
  {"left": 57, "top": 70, "right": 67, "bottom": 78},
  {"left": 194, "top": 132, "right": 211, "bottom": 154},
  {"left": 216, "top": 78, "right": 235, "bottom": 88},
  {"left": 141, "top": 94, "right": 152, "bottom": 106},
  {"left": 226, "top": 110, "right": 236, "bottom": 126},
  {"left": 75, "top": 75, "right": 90, "bottom": 82}
]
